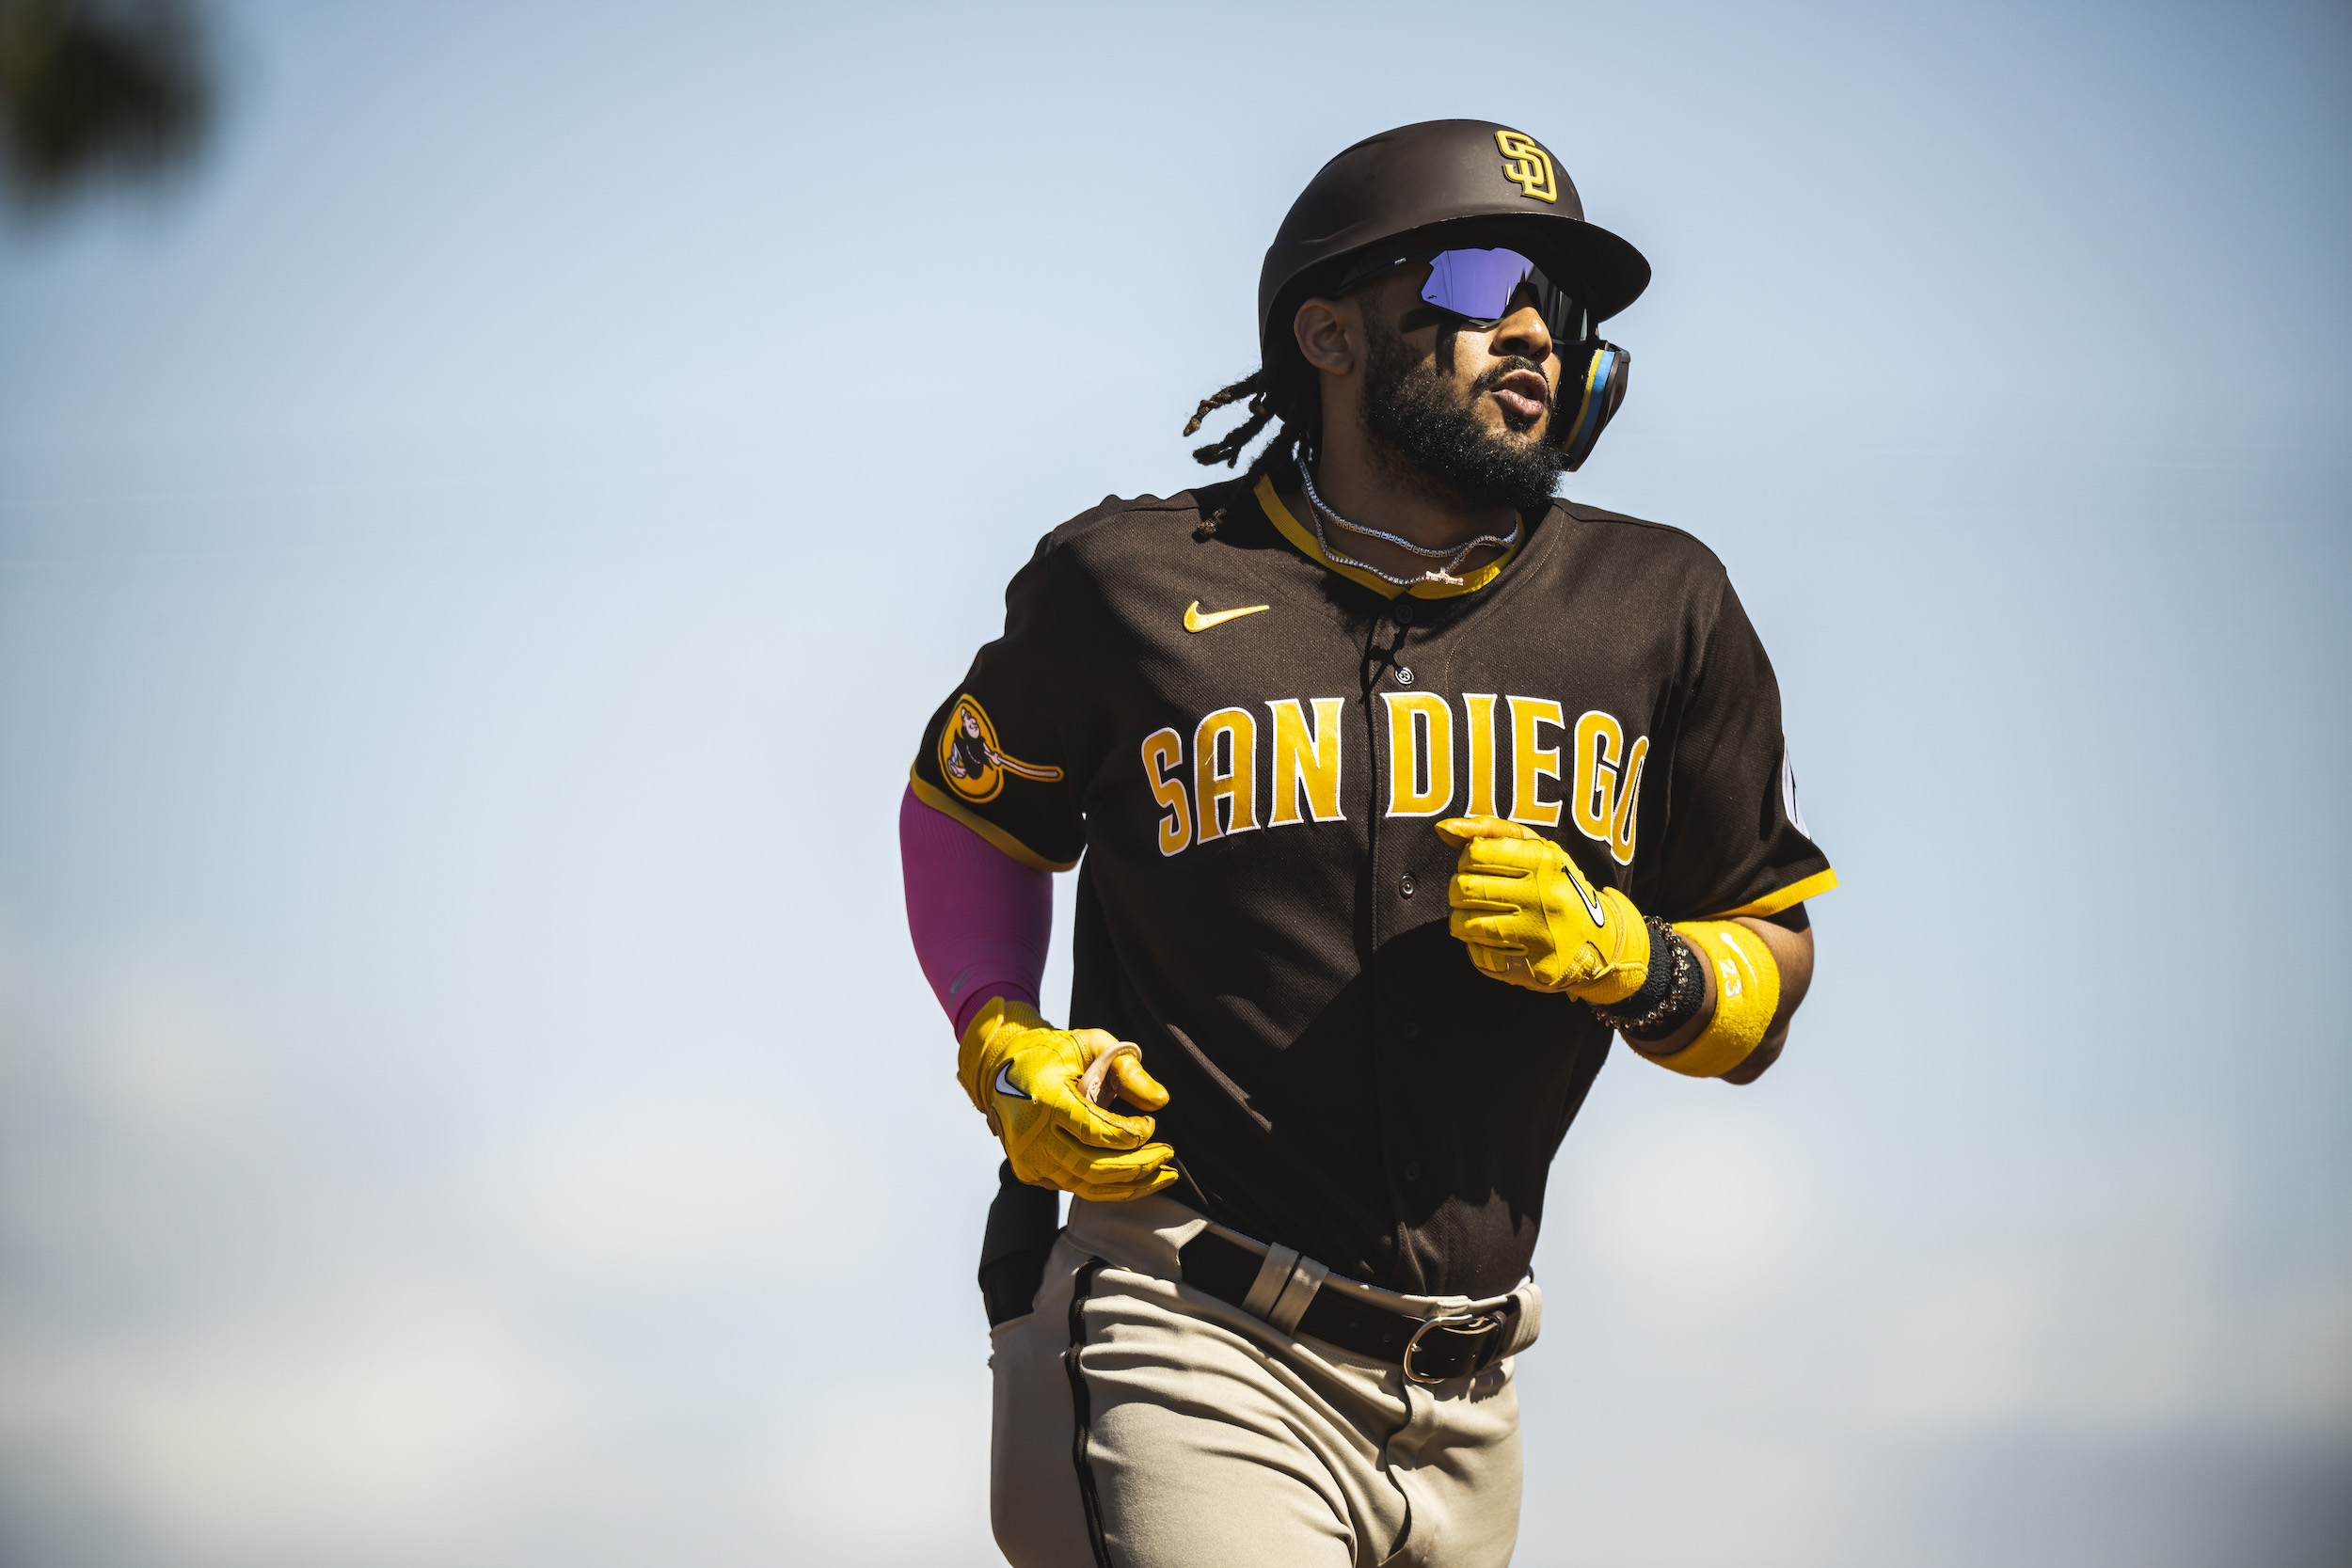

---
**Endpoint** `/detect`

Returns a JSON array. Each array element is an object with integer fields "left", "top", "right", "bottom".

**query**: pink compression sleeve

[{"left": 899, "top": 784, "right": 1052, "bottom": 1037}]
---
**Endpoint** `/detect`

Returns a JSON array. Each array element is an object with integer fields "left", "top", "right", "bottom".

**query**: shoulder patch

[{"left": 938, "top": 695, "right": 1063, "bottom": 804}]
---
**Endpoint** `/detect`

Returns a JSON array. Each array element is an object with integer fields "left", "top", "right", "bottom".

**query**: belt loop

[
  {"left": 1498, "top": 1280, "right": 1543, "bottom": 1359},
  {"left": 1265, "top": 1255, "right": 1329, "bottom": 1335},
  {"left": 1240, "top": 1243, "right": 1298, "bottom": 1319}
]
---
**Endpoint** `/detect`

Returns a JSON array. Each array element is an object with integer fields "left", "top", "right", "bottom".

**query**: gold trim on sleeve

[
  {"left": 909, "top": 770, "right": 1080, "bottom": 874},
  {"left": 1705, "top": 867, "right": 1839, "bottom": 921}
]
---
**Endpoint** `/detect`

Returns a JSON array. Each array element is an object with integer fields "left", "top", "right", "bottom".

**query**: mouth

[{"left": 1490, "top": 369, "right": 1550, "bottom": 423}]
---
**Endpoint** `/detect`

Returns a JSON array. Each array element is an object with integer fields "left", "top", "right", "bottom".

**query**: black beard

[{"left": 1358, "top": 317, "right": 1565, "bottom": 512}]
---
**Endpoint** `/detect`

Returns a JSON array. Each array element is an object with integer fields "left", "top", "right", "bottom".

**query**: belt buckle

[{"left": 1401, "top": 1309, "right": 1500, "bottom": 1385}]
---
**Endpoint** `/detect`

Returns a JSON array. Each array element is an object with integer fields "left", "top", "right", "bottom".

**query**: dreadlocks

[
  {"left": 1182, "top": 359, "right": 1316, "bottom": 536},
  {"left": 1183, "top": 371, "right": 1275, "bottom": 467},
  {"left": 1183, "top": 254, "right": 1377, "bottom": 533}
]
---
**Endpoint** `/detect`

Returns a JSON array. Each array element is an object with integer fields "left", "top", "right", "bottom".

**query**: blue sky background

[{"left": 0, "top": 3, "right": 2346, "bottom": 1564}]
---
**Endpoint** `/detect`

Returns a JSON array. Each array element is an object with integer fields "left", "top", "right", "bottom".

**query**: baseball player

[{"left": 898, "top": 119, "right": 1834, "bottom": 1567}]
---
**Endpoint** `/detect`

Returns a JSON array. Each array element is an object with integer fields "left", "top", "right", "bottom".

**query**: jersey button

[
  {"left": 1399, "top": 873, "right": 1418, "bottom": 898},
  {"left": 1402, "top": 1020, "right": 1421, "bottom": 1039},
  {"left": 1394, "top": 665, "right": 1416, "bottom": 686},
  {"left": 1403, "top": 1162, "right": 1423, "bottom": 1183},
  {"left": 1393, "top": 600, "right": 1416, "bottom": 626}
]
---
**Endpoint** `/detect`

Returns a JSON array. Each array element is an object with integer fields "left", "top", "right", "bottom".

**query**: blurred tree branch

[{"left": 0, "top": 0, "right": 210, "bottom": 212}]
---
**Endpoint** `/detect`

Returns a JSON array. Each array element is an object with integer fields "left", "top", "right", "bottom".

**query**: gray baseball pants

[{"left": 986, "top": 1192, "right": 1543, "bottom": 1567}]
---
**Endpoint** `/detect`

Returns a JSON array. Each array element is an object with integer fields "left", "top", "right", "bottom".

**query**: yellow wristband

[{"left": 1650, "top": 921, "right": 1780, "bottom": 1078}]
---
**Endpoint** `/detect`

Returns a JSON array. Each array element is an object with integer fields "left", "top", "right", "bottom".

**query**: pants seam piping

[{"left": 1065, "top": 1254, "right": 1115, "bottom": 1568}]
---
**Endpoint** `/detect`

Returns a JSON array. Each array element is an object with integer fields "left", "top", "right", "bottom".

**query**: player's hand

[
  {"left": 957, "top": 998, "right": 1179, "bottom": 1203},
  {"left": 1435, "top": 816, "right": 1648, "bottom": 1004}
]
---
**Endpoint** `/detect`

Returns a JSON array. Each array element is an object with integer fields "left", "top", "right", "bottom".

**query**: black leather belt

[{"left": 1177, "top": 1228, "right": 1517, "bottom": 1384}]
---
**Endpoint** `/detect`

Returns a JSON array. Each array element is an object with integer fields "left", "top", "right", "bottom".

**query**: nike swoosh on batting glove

[
  {"left": 957, "top": 998, "right": 1178, "bottom": 1203},
  {"left": 1435, "top": 816, "right": 1648, "bottom": 1004}
]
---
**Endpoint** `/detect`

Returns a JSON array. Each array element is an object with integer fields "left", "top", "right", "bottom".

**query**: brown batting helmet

[
  {"left": 1253, "top": 120, "right": 1648, "bottom": 471},
  {"left": 1257, "top": 119, "right": 1650, "bottom": 356}
]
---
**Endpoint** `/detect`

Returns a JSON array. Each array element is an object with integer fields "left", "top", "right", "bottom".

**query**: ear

[{"left": 1292, "top": 296, "right": 1360, "bottom": 376}]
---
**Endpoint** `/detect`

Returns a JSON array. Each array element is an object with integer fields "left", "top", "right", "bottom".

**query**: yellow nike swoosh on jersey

[{"left": 1183, "top": 600, "right": 1271, "bottom": 633}]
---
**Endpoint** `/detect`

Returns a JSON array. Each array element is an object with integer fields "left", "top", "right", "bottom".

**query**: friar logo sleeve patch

[{"left": 939, "top": 695, "right": 1064, "bottom": 805}]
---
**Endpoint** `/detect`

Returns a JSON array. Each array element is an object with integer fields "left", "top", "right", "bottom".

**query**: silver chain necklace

[{"left": 1295, "top": 458, "right": 1520, "bottom": 591}]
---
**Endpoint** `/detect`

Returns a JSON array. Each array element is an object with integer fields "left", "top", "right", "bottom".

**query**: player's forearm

[
  {"left": 1625, "top": 919, "right": 1814, "bottom": 1083},
  {"left": 899, "top": 784, "right": 1053, "bottom": 1037}
]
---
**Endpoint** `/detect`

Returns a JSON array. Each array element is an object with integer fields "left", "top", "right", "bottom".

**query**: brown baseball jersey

[{"left": 912, "top": 461, "right": 1836, "bottom": 1299}]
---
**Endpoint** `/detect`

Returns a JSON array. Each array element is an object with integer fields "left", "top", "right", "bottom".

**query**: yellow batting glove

[
  {"left": 1436, "top": 816, "right": 1648, "bottom": 1005},
  {"left": 956, "top": 998, "right": 1179, "bottom": 1203}
]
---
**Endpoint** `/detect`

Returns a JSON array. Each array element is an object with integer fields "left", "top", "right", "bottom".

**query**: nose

[{"left": 1491, "top": 303, "right": 1553, "bottom": 367}]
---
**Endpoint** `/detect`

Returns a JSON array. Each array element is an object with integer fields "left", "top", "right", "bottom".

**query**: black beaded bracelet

[
  {"left": 1589, "top": 917, "right": 1704, "bottom": 1042},
  {"left": 1588, "top": 917, "right": 1672, "bottom": 1021}
]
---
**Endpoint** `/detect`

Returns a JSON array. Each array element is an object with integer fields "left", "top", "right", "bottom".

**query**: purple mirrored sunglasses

[{"left": 1347, "top": 245, "right": 1590, "bottom": 343}]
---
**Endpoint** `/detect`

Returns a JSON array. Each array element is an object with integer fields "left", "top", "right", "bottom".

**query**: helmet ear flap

[{"left": 1557, "top": 342, "right": 1629, "bottom": 472}]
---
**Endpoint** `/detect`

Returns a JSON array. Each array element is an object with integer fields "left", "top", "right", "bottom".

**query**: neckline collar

[{"left": 1251, "top": 474, "right": 1525, "bottom": 600}]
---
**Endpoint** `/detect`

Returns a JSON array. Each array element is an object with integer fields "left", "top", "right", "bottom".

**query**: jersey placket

[{"left": 1365, "top": 594, "right": 1441, "bottom": 1284}]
